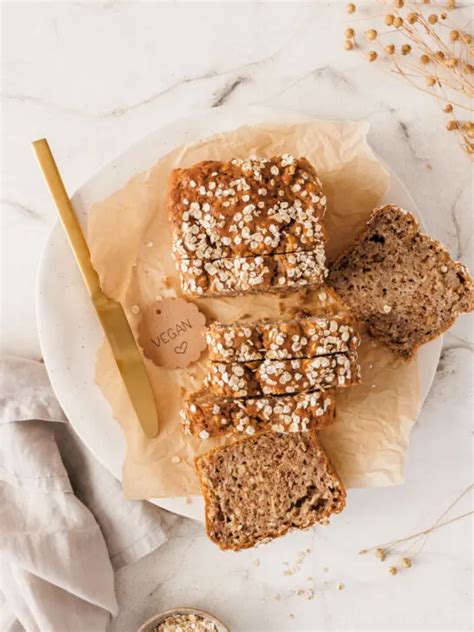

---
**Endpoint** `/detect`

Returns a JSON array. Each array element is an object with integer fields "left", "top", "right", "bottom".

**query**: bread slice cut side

[
  {"left": 195, "top": 431, "right": 346, "bottom": 551},
  {"left": 328, "top": 205, "right": 474, "bottom": 359}
]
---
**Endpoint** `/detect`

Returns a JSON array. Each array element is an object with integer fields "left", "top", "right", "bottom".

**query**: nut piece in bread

[
  {"left": 328, "top": 205, "right": 474, "bottom": 359},
  {"left": 195, "top": 431, "right": 346, "bottom": 551}
]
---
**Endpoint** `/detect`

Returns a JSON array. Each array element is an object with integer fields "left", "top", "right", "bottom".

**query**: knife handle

[{"left": 33, "top": 139, "right": 102, "bottom": 300}]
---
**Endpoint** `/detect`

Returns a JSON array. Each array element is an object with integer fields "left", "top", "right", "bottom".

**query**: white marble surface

[{"left": 2, "top": 2, "right": 473, "bottom": 631}]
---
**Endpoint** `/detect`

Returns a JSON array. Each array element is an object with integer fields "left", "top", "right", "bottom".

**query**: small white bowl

[{"left": 137, "top": 607, "right": 230, "bottom": 632}]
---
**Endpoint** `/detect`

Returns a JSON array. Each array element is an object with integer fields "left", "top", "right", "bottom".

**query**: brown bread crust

[
  {"left": 205, "top": 352, "right": 360, "bottom": 398},
  {"left": 206, "top": 315, "right": 360, "bottom": 362},
  {"left": 181, "top": 390, "right": 336, "bottom": 438},
  {"left": 176, "top": 249, "right": 327, "bottom": 297},
  {"left": 168, "top": 155, "right": 327, "bottom": 261}
]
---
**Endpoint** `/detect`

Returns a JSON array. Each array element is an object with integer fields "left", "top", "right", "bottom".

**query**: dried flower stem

[
  {"left": 399, "top": 20, "right": 473, "bottom": 92},
  {"left": 402, "top": 484, "right": 473, "bottom": 557},
  {"left": 359, "top": 483, "right": 473, "bottom": 555},
  {"left": 359, "top": 510, "right": 473, "bottom": 555},
  {"left": 344, "top": 0, "right": 473, "bottom": 154},
  {"left": 391, "top": 62, "right": 472, "bottom": 109}
]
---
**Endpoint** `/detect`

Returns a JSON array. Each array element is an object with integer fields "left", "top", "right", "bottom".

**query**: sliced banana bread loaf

[
  {"left": 328, "top": 205, "right": 474, "bottom": 359},
  {"left": 195, "top": 431, "right": 346, "bottom": 551}
]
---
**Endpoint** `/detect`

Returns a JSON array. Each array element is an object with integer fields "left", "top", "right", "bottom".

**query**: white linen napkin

[{"left": 0, "top": 356, "right": 176, "bottom": 632}]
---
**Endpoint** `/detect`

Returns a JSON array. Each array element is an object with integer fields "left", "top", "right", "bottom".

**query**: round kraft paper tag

[{"left": 137, "top": 298, "right": 207, "bottom": 369}]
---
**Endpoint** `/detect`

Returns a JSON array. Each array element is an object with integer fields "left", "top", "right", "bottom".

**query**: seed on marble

[{"left": 376, "top": 548, "right": 386, "bottom": 561}]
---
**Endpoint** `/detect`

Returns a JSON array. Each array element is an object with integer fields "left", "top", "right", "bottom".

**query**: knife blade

[{"left": 33, "top": 138, "right": 159, "bottom": 439}]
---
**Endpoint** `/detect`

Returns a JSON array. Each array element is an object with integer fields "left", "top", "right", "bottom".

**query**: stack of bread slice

[
  {"left": 182, "top": 313, "right": 360, "bottom": 439},
  {"left": 168, "top": 155, "right": 328, "bottom": 297},
  {"left": 181, "top": 309, "right": 360, "bottom": 550}
]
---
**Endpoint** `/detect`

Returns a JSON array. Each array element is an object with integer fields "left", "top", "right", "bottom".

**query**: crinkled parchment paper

[{"left": 89, "top": 120, "right": 420, "bottom": 499}]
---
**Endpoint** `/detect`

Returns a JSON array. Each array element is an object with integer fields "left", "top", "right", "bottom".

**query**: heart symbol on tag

[{"left": 174, "top": 341, "right": 188, "bottom": 355}]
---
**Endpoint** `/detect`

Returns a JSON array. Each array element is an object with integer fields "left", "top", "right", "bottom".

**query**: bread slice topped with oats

[
  {"left": 205, "top": 353, "right": 360, "bottom": 398},
  {"left": 169, "top": 155, "right": 327, "bottom": 260},
  {"left": 181, "top": 389, "right": 336, "bottom": 439},
  {"left": 181, "top": 301, "right": 360, "bottom": 437},
  {"left": 168, "top": 155, "right": 328, "bottom": 297},
  {"left": 328, "top": 205, "right": 474, "bottom": 360},
  {"left": 206, "top": 315, "right": 360, "bottom": 362},
  {"left": 195, "top": 431, "right": 346, "bottom": 551},
  {"left": 176, "top": 250, "right": 327, "bottom": 297}
]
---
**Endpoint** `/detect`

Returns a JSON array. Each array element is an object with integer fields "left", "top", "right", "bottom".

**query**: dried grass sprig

[
  {"left": 359, "top": 510, "right": 473, "bottom": 555},
  {"left": 359, "top": 484, "right": 473, "bottom": 575},
  {"left": 343, "top": 1, "right": 474, "bottom": 155}
]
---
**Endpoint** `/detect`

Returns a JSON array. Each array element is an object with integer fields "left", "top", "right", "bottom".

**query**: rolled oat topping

[
  {"left": 206, "top": 316, "right": 360, "bottom": 362},
  {"left": 180, "top": 390, "right": 336, "bottom": 437},
  {"left": 168, "top": 155, "right": 327, "bottom": 261},
  {"left": 177, "top": 249, "right": 327, "bottom": 297},
  {"left": 205, "top": 352, "right": 360, "bottom": 398}
]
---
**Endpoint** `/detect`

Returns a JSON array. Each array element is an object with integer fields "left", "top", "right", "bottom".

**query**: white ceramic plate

[{"left": 37, "top": 106, "right": 442, "bottom": 521}]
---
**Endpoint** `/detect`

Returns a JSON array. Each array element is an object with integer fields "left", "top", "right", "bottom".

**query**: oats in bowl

[
  {"left": 153, "top": 612, "right": 218, "bottom": 631},
  {"left": 138, "top": 607, "right": 229, "bottom": 632}
]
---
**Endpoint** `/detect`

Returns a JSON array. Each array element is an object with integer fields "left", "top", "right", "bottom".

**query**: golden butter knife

[{"left": 33, "top": 138, "right": 159, "bottom": 439}]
